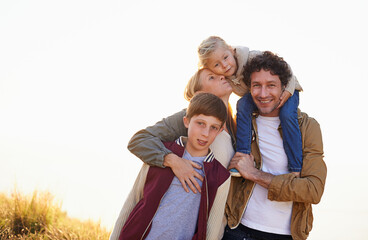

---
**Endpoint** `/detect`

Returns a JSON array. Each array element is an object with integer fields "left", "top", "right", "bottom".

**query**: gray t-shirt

[{"left": 145, "top": 150, "right": 206, "bottom": 240}]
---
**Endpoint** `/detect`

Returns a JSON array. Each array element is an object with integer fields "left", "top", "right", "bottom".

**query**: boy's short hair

[
  {"left": 243, "top": 51, "right": 292, "bottom": 88},
  {"left": 186, "top": 92, "right": 227, "bottom": 127}
]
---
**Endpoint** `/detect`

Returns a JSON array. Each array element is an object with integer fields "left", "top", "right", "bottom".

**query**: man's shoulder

[
  {"left": 298, "top": 110, "right": 322, "bottom": 138},
  {"left": 298, "top": 110, "right": 320, "bottom": 126}
]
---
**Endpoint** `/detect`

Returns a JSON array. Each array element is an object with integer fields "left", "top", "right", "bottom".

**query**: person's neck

[
  {"left": 181, "top": 137, "right": 209, "bottom": 157},
  {"left": 221, "top": 95, "right": 230, "bottom": 109},
  {"left": 185, "top": 146, "right": 209, "bottom": 158}
]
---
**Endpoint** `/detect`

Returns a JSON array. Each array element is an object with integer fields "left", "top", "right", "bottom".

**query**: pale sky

[{"left": 1, "top": 0, "right": 367, "bottom": 239}]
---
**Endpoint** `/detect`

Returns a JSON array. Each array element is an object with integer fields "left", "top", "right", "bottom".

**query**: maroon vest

[{"left": 119, "top": 140, "right": 230, "bottom": 240}]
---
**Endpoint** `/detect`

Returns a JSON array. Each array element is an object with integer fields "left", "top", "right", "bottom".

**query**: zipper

[{"left": 204, "top": 168, "right": 209, "bottom": 221}]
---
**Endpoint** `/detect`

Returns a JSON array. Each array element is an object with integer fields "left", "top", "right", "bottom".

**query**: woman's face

[{"left": 199, "top": 69, "right": 233, "bottom": 98}]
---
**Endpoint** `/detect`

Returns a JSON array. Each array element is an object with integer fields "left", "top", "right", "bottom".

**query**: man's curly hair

[{"left": 243, "top": 51, "right": 292, "bottom": 89}]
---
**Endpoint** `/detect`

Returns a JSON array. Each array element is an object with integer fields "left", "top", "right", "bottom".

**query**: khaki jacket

[{"left": 225, "top": 110, "right": 327, "bottom": 240}]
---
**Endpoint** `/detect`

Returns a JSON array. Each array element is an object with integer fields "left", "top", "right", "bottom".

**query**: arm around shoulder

[{"left": 128, "top": 109, "right": 187, "bottom": 168}]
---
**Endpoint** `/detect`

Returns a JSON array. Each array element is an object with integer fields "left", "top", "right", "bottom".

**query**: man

[{"left": 223, "top": 51, "right": 327, "bottom": 240}]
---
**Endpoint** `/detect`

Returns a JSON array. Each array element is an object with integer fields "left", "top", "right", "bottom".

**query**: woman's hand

[
  {"left": 164, "top": 153, "right": 203, "bottom": 193},
  {"left": 278, "top": 91, "right": 291, "bottom": 109}
]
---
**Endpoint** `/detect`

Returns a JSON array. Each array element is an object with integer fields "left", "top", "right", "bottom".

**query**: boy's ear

[{"left": 183, "top": 116, "right": 190, "bottom": 128}]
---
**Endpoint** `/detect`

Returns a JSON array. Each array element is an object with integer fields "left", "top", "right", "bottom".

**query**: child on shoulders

[{"left": 198, "top": 36, "right": 303, "bottom": 177}]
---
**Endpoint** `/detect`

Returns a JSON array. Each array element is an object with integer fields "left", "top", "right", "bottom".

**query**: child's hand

[
  {"left": 278, "top": 91, "right": 291, "bottom": 109},
  {"left": 164, "top": 153, "right": 203, "bottom": 193}
]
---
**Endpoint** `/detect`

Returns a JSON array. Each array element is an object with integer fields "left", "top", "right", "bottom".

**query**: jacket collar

[
  {"left": 228, "top": 46, "right": 249, "bottom": 85},
  {"left": 175, "top": 136, "right": 215, "bottom": 163}
]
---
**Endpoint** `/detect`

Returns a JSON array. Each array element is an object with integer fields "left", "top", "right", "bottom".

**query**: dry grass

[{"left": 0, "top": 189, "right": 110, "bottom": 240}]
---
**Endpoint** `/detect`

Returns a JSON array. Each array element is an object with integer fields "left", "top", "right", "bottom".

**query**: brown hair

[
  {"left": 243, "top": 51, "right": 292, "bottom": 89},
  {"left": 186, "top": 93, "right": 227, "bottom": 127}
]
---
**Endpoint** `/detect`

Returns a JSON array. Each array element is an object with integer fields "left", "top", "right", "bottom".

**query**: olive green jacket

[{"left": 225, "top": 110, "right": 327, "bottom": 240}]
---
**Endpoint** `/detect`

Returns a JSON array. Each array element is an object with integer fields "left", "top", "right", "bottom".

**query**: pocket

[{"left": 222, "top": 227, "right": 245, "bottom": 240}]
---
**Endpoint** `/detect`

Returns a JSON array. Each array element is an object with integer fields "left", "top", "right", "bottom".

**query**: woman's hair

[
  {"left": 184, "top": 68, "right": 205, "bottom": 101},
  {"left": 186, "top": 93, "right": 227, "bottom": 127},
  {"left": 184, "top": 68, "right": 237, "bottom": 137},
  {"left": 197, "top": 36, "right": 231, "bottom": 69},
  {"left": 243, "top": 51, "right": 292, "bottom": 89}
]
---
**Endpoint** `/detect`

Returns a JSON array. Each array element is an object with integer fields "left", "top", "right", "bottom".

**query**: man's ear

[{"left": 183, "top": 116, "right": 190, "bottom": 128}]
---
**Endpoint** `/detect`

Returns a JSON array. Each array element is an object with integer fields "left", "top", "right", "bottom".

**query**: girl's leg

[
  {"left": 279, "top": 91, "right": 303, "bottom": 173},
  {"left": 236, "top": 93, "right": 256, "bottom": 154},
  {"left": 231, "top": 93, "right": 256, "bottom": 177}
]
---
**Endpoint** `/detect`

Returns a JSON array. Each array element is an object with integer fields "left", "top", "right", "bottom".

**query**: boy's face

[
  {"left": 206, "top": 47, "right": 237, "bottom": 77},
  {"left": 250, "top": 69, "right": 283, "bottom": 117},
  {"left": 183, "top": 114, "right": 223, "bottom": 157}
]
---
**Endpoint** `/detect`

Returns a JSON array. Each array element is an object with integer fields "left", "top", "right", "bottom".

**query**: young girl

[{"left": 197, "top": 36, "right": 303, "bottom": 177}]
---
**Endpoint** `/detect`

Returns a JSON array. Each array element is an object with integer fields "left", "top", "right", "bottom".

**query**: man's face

[{"left": 250, "top": 69, "right": 283, "bottom": 117}]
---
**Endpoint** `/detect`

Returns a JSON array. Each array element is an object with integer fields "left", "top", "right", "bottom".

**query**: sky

[{"left": 1, "top": 0, "right": 367, "bottom": 239}]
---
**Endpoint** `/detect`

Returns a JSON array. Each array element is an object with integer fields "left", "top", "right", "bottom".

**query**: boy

[{"left": 114, "top": 93, "right": 230, "bottom": 240}]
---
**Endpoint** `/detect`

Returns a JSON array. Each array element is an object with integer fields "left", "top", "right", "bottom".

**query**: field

[{"left": 0, "top": 189, "right": 110, "bottom": 240}]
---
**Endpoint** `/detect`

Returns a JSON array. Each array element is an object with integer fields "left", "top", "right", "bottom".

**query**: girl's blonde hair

[{"left": 197, "top": 36, "right": 231, "bottom": 69}]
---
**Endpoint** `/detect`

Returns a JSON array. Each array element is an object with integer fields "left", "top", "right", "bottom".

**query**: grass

[{"left": 0, "top": 189, "right": 111, "bottom": 240}]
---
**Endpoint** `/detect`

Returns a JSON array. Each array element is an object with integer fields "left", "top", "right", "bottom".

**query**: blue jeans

[
  {"left": 222, "top": 225, "right": 259, "bottom": 240},
  {"left": 236, "top": 92, "right": 302, "bottom": 172},
  {"left": 222, "top": 225, "right": 293, "bottom": 240}
]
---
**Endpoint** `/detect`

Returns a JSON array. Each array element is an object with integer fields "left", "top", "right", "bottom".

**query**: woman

[{"left": 110, "top": 68, "right": 236, "bottom": 240}]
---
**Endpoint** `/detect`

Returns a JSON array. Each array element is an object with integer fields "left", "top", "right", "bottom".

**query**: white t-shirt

[{"left": 241, "top": 115, "right": 293, "bottom": 235}]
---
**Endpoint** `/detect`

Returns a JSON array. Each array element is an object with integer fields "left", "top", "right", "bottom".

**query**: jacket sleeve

[
  {"left": 109, "top": 164, "right": 149, "bottom": 240},
  {"left": 127, "top": 109, "right": 187, "bottom": 168},
  {"left": 267, "top": 117, "right": 327, "bottom": 204},
  {"left": 284, "top": 66, "right": 303, "bottom": 95},
  {"left": 206, "top": 177, "right": 231, "bottom": 240}
]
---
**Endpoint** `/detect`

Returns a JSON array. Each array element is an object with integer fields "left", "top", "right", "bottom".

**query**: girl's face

[
  {"left": 206, "top": 47, "right": 237, "bottom": 77},
  {"left": 199, "top": 69, "right": 233, "bottom": 99}
]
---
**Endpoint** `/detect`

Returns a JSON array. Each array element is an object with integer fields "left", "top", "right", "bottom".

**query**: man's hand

[
  {"left": 163, "top": 153, "right": 203, "bottom": 193},
  {"left": 229, "top": 152, "right": 274, "bottom": 189},
  {"left": 228, "top": 152, "right": 257, "bottom": 179},
  {"left": 278, "top": 91, "right": 291, "bottom": 109}
]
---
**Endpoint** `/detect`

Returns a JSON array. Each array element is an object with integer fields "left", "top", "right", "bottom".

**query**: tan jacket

[
  {"left": 225, "top": 110, "right": 327, "bottom": 240},
  {"left": 228, "top": 46, "right": 303, "bottom": 97}
]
